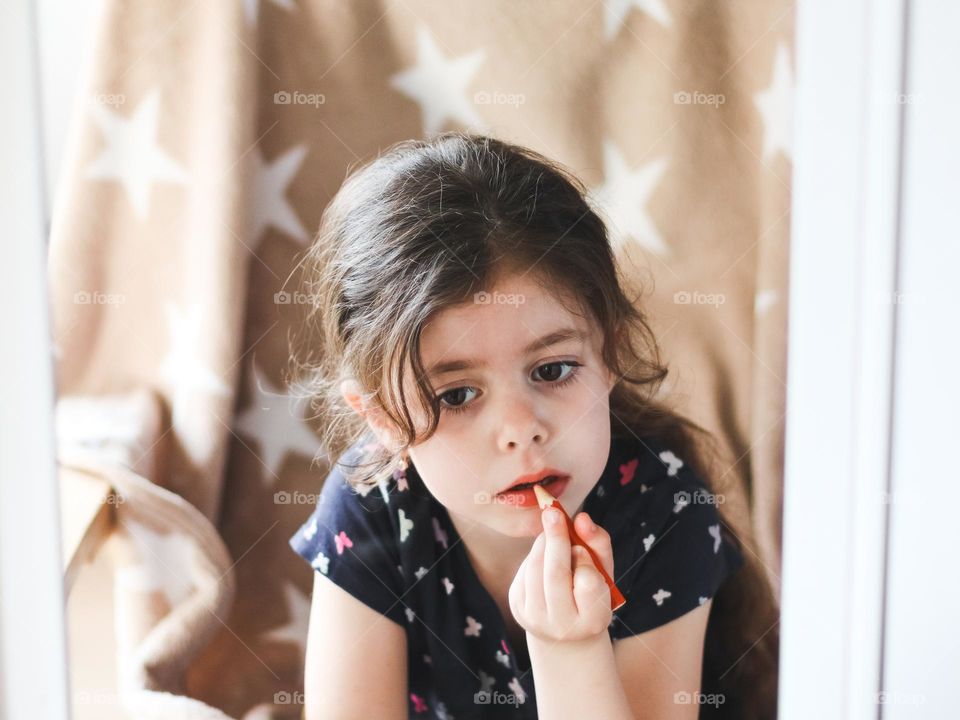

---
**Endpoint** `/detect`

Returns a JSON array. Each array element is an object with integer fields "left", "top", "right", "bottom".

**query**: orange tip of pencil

[
  {"left": 532, "top": 483, "right": 627, "bottom": 611},
  {"left": 533, "top": 483, "right": 555, "bottom": 508}
]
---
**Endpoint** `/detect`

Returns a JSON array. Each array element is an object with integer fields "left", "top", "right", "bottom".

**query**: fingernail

[{"left": 544, "top": 509, "right": 560, "bottom": 526}]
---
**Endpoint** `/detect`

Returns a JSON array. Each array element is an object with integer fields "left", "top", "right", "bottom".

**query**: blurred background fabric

[{"left": 48, "top": 1, "right": 792, "bottom": 717}]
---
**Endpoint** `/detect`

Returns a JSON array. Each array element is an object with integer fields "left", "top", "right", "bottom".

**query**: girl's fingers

[
  {"left": 524, "top": 532, "right": 547, "bottom": 617},
  {"left": 540, "top": 507, "right": 573, "bottom": 618},
  {"left": 572, "top": 546, "right": 610, "bottom": 624},
  {"left": 574, "top": 512, "right": 614, "bottom": 577}
]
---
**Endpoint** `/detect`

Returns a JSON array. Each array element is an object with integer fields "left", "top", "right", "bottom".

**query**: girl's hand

[{"left": 508, "top": 507, "right": 615, "bottom": 644}]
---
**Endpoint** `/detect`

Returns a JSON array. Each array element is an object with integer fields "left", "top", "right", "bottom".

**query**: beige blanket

[{"left": 50, "top": 1, "right": 792, "bottom": 716}]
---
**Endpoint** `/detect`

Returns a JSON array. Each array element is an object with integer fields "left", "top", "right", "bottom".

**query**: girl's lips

[{"left": 495, "top": 475, "right": 571, "bottom": 508}]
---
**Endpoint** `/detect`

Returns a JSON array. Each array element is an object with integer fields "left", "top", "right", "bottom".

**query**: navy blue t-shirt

[{"left": 289, "top": 432, "right": 745, "bottom": 719}]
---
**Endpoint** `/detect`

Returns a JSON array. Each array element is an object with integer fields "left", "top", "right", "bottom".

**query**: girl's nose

[{"left": 496, "top": 395, "right": 549, "bottom": 452}]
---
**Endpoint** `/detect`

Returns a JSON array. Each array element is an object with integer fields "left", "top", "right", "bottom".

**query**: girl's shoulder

[{"left": 287, "top": 435, "right": 418, "bottom": 625}]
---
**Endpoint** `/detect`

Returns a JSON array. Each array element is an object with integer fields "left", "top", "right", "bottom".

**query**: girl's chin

[{"left": 490, "top": 512, "right": 546, "bottom": 538}]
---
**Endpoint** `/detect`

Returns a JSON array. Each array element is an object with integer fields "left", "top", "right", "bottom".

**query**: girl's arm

[
  {"left": 527, "top": 632, "right": 634, "bottom": 718},
  {"left": 527, "top": 601, "right": 710, "bottom": 719},
  {"left": 612, "top": 600, "right": 712, "bottom": 719},
  {"left": 510, "top": 508, "right": 710, "bottom": 719},
  {"left": 304, "top": 572, "right": 408, "bottom": 720}
]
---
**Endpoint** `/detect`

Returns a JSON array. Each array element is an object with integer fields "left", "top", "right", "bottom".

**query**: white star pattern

[
  {"left": 63, "top": 9, "right": 793, "bottom": 707},
  {"left": 242, "top": 0, "right": 294, "bottom": 27},
  {"left": 389, "top": 25, "right": 486, "bottom": 135},
  {"left": 263, "top": 580, "right": 311, "bottom": 656},
  {"left": 115, "top": 519, "right": 198, "bottom": 610},
  {"left": 589, "top": 141, "right": 669, "bottom": 255},
  {"left": 86, "top": 89, "right": 188, "bottom": 219},
  {"left": 755, "top": 289, "right": 779, "bottom": 316},
  {"left": 754, "top": 43, "right": 794, "bottom": 162},
  {"left": 159, "top": 303, "right": 230, "bottom": 464},
  {"left": 234, "top": 362, "right": 319, "bottom": 480},
  {"left": 250, "top": 145, "right": 310, "bottom": 249},
  {"left": 603, "top": 0, "right": 671, "bottom": 39}
]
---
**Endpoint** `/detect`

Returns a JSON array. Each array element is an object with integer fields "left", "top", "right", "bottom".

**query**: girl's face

[{"left": 403, "top": 272, "right": 616, "bottom": 538}]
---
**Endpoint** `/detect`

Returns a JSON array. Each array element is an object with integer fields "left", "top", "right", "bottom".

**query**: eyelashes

[{"left": 437, "top": 361, "right": 584, "bottom": 416}]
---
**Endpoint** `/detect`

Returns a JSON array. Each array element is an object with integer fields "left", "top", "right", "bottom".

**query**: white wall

[
  {"left": 782, "top": 0, "right": 960, "bottom": 718},
  {"left": 0, "top": 2, "right": 71, "bottom": 719},
  {"left": 881, "top": 1, "right": 960, "bottom": 716},
  {"left": 37, "top": 0, "right": 102, "bottom": 231}
]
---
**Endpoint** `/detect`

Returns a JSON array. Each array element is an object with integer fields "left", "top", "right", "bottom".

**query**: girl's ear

[{"left": 340, "top": 378, "right": 401, "bottom": 451}]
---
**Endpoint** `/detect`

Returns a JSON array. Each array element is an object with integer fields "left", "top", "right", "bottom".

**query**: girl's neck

[{"left": 448, "top": 510, "right": 533, "bottom": 583}]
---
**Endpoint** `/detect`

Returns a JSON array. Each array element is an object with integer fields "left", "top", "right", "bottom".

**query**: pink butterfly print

[
  {"left": 619, "top": 458, "right": 639, "bottom": 486},
  {"left": 410, "top": 693, "right": 428, "bottom": 713},
  {"left": 334, "top": 530, "right": 353, "bottom": 555}
]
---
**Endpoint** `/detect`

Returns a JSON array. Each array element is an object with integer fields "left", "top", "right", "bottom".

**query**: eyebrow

[{"left": 425, "top": 327, "right": 588, "bottom": 377}]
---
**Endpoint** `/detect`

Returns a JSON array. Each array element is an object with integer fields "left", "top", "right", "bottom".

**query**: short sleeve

[
  {"left": 608, "top": 468, "right": 745, "bottom": 639},
  {"left": 288, "top": 451, "right": 407, "bottom": 627}
]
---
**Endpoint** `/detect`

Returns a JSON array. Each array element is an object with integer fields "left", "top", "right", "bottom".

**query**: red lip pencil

[{"left": 534, "top": 484, "right": 627, "bottom": 611}]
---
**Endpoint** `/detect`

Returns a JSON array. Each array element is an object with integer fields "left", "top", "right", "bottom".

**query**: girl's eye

[
  {"left": 437, "top": 386, "right": 478, "bottom": 413},
  {"left": 533, "top": 360, "right": 581, "bottom": 384},
  {"left": 438, "top": 361, "right": 583, "bottom": 415}
]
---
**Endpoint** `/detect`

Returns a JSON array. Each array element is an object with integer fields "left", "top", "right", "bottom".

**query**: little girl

[{"left": 287, "top": 133, "right": 778, "bottom": 719}]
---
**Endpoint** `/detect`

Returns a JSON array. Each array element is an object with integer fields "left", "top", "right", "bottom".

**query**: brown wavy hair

[{"left": 286, "top": 131, "right": 778, "bottom": 719}]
